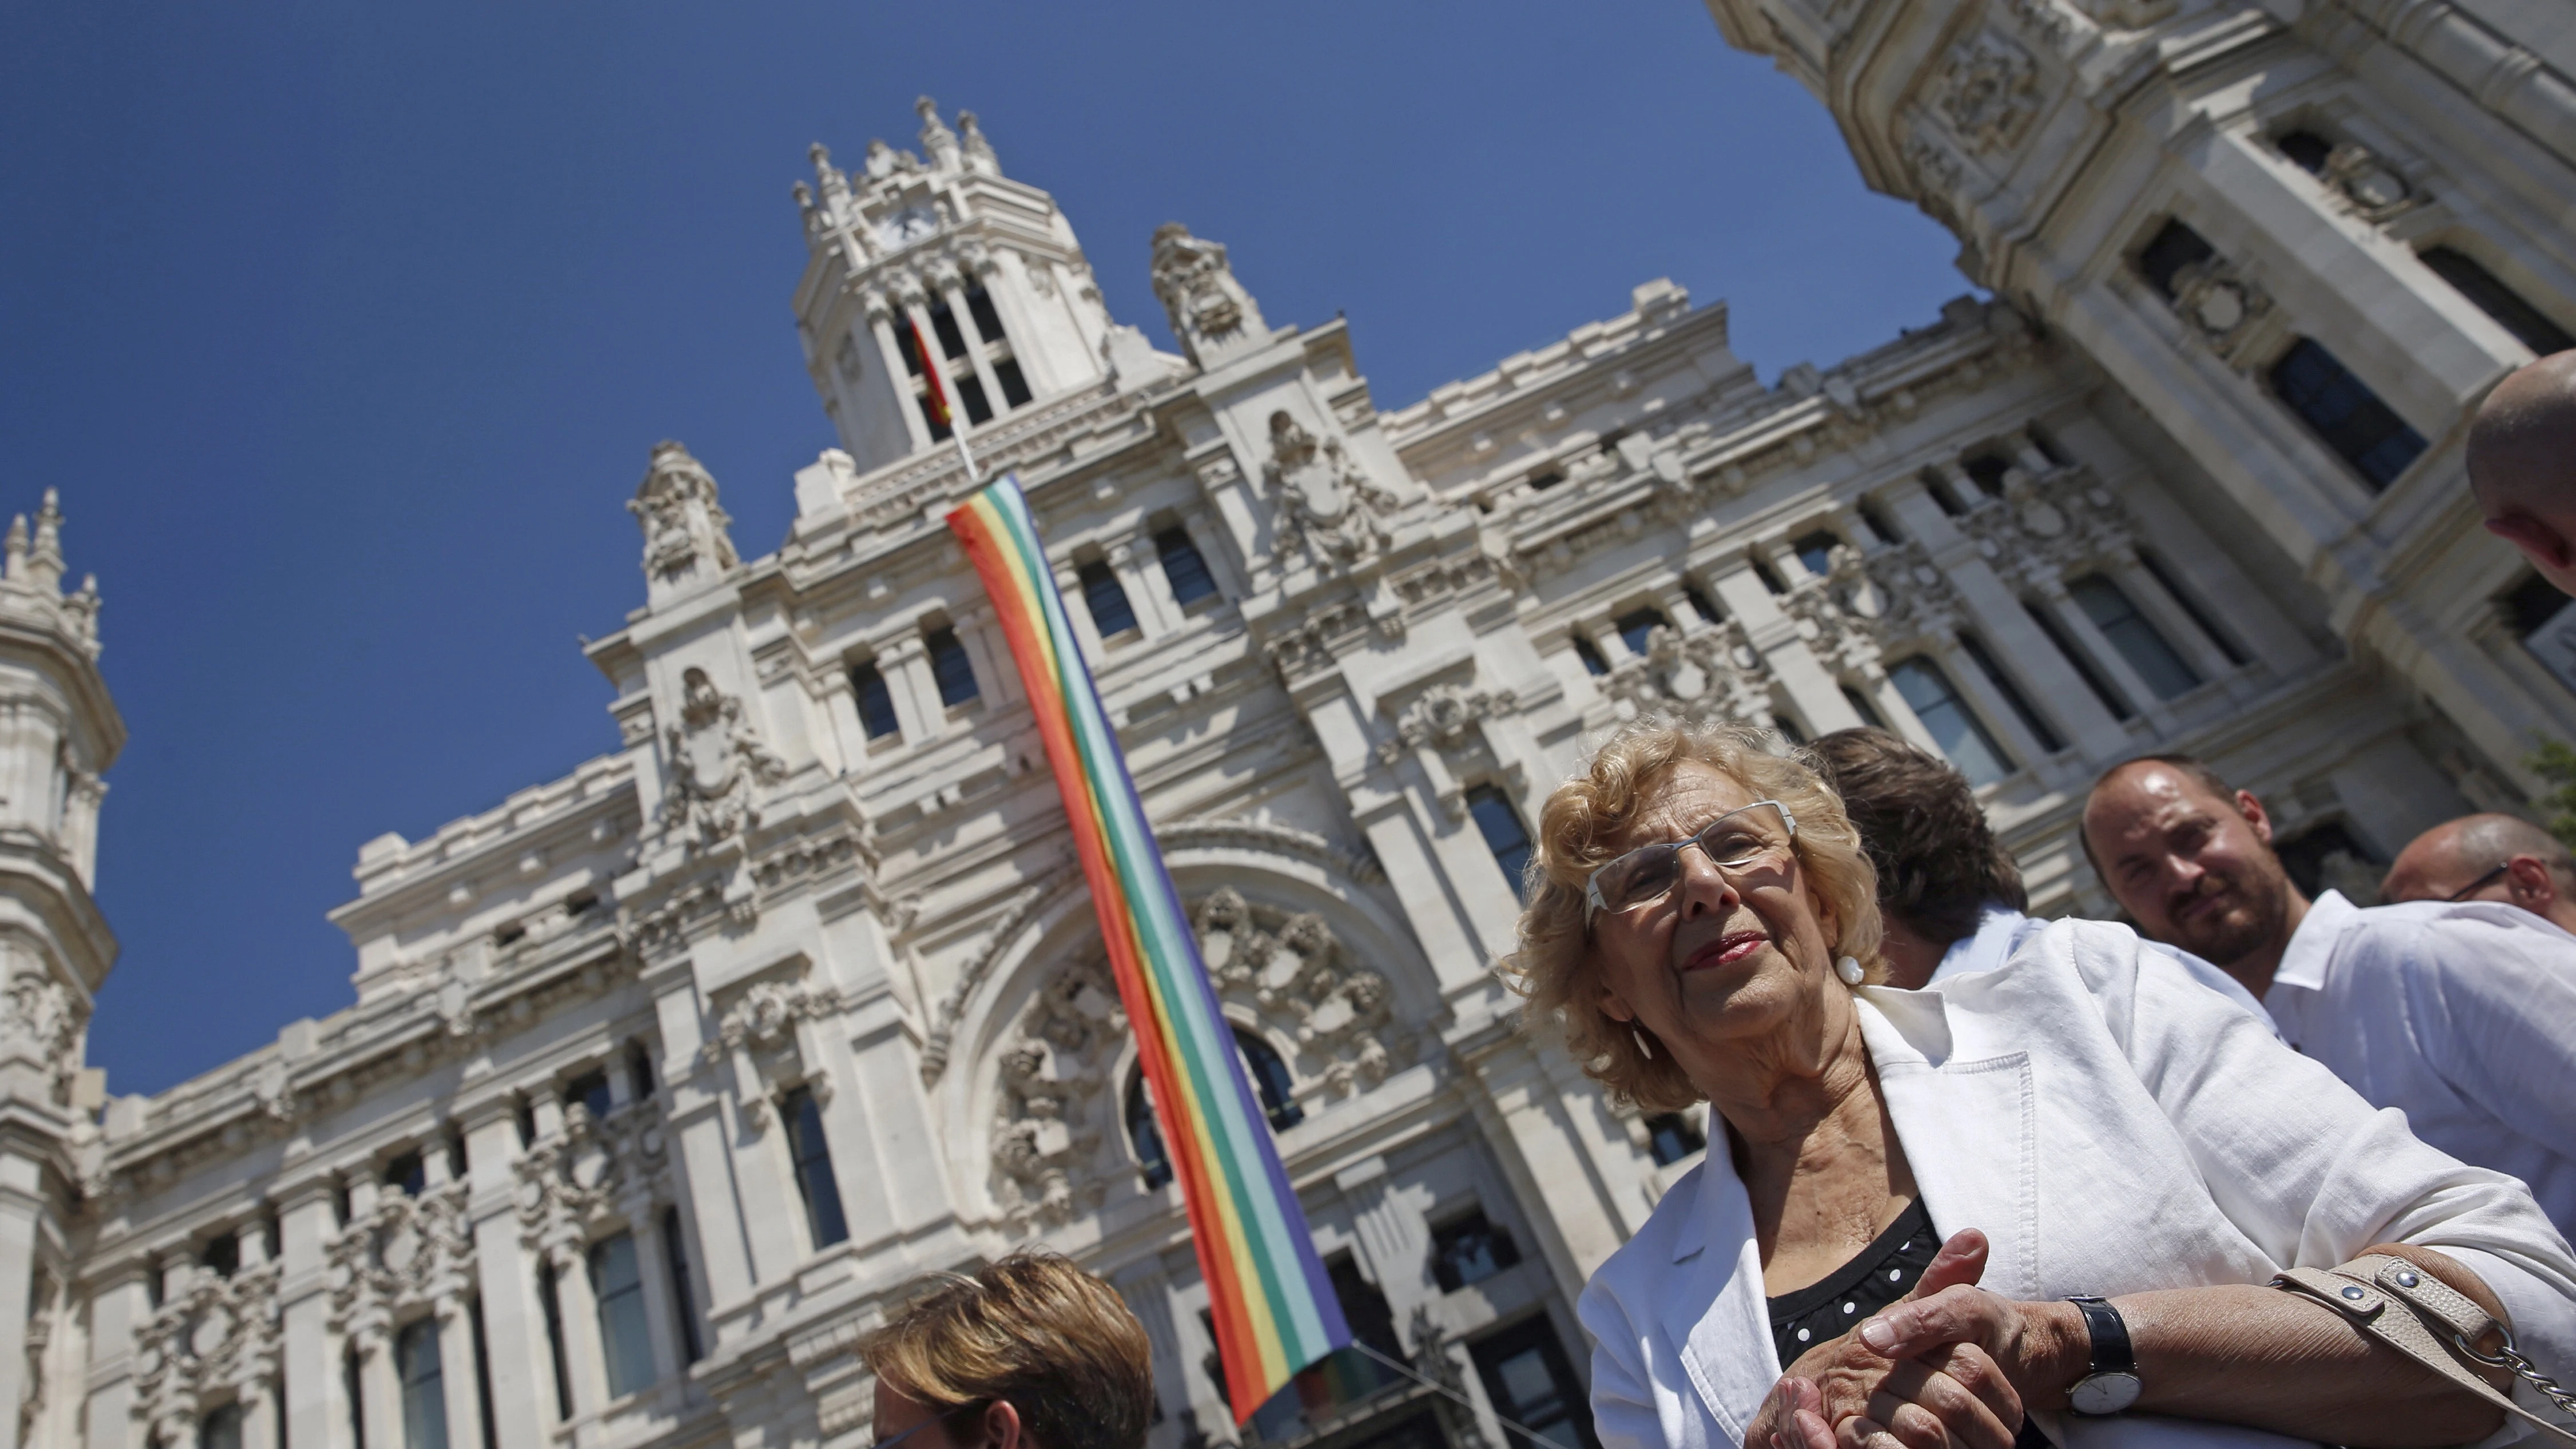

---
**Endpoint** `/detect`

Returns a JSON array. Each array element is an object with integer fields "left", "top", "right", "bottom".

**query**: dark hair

[
  {"left": 859, "top": 1251, "right": 1153, "bottom": 1449},
  {"left": 1813, "top": 728, "right": 2025, "bottom": 945}
]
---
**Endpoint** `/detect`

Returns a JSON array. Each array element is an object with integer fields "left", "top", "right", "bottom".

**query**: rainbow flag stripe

[{"left": 947, "top": 476, "right": 1349, "bottom": 1422}]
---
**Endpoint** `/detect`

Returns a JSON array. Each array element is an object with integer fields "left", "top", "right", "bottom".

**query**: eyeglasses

[
  {"left": 2447, "top": 862, "right": 2512, "bottom": 902},
  {"left": 1585, "top": 800, "right": 1797, "bottom": 925},
  {"left": 872, "top": 1403, "right": 990, "bottom": 1449}
]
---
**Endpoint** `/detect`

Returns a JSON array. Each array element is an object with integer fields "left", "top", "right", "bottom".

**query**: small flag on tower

[
  {"left": 946, "top": 475, "right": 1351, "bottom": 1423},
  {"left": 910, "top": 317, "right": 954, "bottom": 433}
]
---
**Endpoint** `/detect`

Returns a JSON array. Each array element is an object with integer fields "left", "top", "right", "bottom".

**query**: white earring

[
  {"left": 1836, "top": 956, "right": 1866, "bottom": 986},
  {"left": 1632, "top": 1029, "right": 1654, "bottom": 1060}
]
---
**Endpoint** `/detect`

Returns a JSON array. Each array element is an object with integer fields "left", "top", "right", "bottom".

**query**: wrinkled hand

[{"left": 1748, "top": 1230, "right": 2025, "bottom": 1449}]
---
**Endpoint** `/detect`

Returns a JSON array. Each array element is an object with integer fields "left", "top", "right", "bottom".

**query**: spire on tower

[
  {"left": 958, "top": 110, "right": 999, "bottom": 175},
  {"left": 916, "top": 96, "right": 961, "bottom": 172},
  {"left": 30, "top": 491, "right": 65, "bottom": 593}
]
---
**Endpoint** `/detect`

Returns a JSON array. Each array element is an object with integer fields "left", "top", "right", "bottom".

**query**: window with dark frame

[
  {"left": 2071, "top": 575, "right": 2202, "bottom": 700},
  {"left": 588, "top": 1233, "right": 655, "bottom": 1400},
  {"left": 927, "top": 627, "right": 979, "bottom": 708},
  {"left": 2137, "top": 551, "right": 2250, "bottom": 668},
  {"left": 955, "top": 374, "right": 994, "bottom": 427},
  {"left": 1571, "top": 635, "right": 1610, "bottom": 676},
  {"left": 1888, "top": 657, "right": 2013, "bottom": 787},
  {"left": 202, "top": 1231, "right": 240, "bottom": 1280},
  {"left": 1233, "top": 1028, "right": 1303, "bottom": 1131},
  {"left": 2269, "top": 338, "right": 2428, "bottom": 489},
  {"left": 1470, "top": 1316, "right": 1601, "bottom": 1449},
  {"left": 1466, "top": 785, "right": 1534, "bottom": 900},
  {"left": 1078, "top": 559, "right": 1139, "bottom": 638},
  {"left": 2024, "top": 599, "right": 2136, "bottom": 721},
  {"left": 963, "top": 284, "right": 1008, "bottom": 344},
  {"left": 1125, "top": 1073, "right": 1172, "bottom": 1190},
  {"left": 1792, "top": 530, "right": 1844, "bottom": 576},
  {"left": 851, "top": 661, "right": 902, "bottom": 740},
  {"left": 199, "top": 1403, "right": 244, "bottom": 1449},
  {"left": 1840, "top": 686, "right": 1886, "bottom": 731},
  {"left": 782, "top": 1086, "right": 850, "bottom": 1249},
  {"left": 1959, "top": 632, "right": 2064, "bottom": 755},
  {"left": 927, "top": 298, "right": 970, "bottom": 360},
  {"left": 565, "top": 1069, "right": 613, "bottom": 1122},
  {"left": 2135, "top": 219, "right": 2215, "bottom": 299},
  {"left": 396, "top": 1318, "right": 449, "bottom": 1449},
  {"left": 1431, "top": 1210, "right": 1523, "bottom": 1292},
  {"left": 2419, "top": 247, "right": 2575, "bottom": 356},
  {"left": 992, "top": 358, "right": 1033, "bottom": 409},
  {"left": 2276, "top": 129, "right": 2334, "bottom": 173},
  {"left": 1685, "top": 584, "right": 1724, "bottom": 623},
  {"left": 385, "top": 1151, "right": 426, "bottom": 1199},
  {"left": 1614, "top": 607, "right": 1670, "bottom": 656},
  {"left": 1154, "top": 526, "right": 1219, "bottom": 607},
  {"left": 1645, "top": 1111, "right": 1707, "bottom": 1166},
  {"left": 662, "top": 1206, "right": 704, "bottom": 1364}
]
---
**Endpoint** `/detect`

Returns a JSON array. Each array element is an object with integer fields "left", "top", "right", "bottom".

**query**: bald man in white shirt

[{"left": 2084, "top": 754, "right": 2576, "bottom": 1238}]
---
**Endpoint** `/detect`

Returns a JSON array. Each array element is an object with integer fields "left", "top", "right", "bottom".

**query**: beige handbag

[{"left": 2273, "top": 1253, "right": 2576, "bottom": 1445}]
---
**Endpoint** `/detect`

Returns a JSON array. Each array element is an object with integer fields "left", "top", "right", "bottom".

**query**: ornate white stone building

[{"left": 3, "top": 10, "right": 2571, "bottom": 1445}]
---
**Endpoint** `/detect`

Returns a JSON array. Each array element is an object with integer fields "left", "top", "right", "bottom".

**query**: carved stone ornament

[
  {"left": 1955, "top": 463, "right": 2137, "bottom": 591},
  {"left": 1780, "top": 545, "right": 1892, "bottom": 681},
  {"left": 1377, "top": 683, "right": 1517, "bottom": 765},
  {"left": 133, "top": 1261, "right": 281, "bottom": 1442},
  {"left": 1598, "top": 623, "right": 1779, "bottom": 731},
  {"left": 514, "top": 1100, "right": 673, "bottom": 1255},
  {"left": 986, "top": 893, "right": 1402, "bottom": 1230},
  {"left": 627, "top": 441, "right": 741, "bottom": 597},
  {"left": 1937, "top": 31, "right": 2042, "bottom": 153},
  {"left": 1261, "top": 412, "right": 1402, "bottom": 570},
  {"left": 701, "top": 978, "right": 847, "bottom": 1064},
  {"left": 2164, "top": 256, "right": 2278, "bottom": 371},
  {"left": 1148, "top": 223, "right": 1268, "bottom": 367},
  {"left": 326, "top": 1183, "right": 474, "bottom": 1339},
  {"left": 1, "top": 970, "right": 84, "bottom": 1105},
  {"left": 1862, "top": 540, "right": 1970, "bottom": 644},
  {"left": 659, "top": 668, "right": 788, "bottom": 850},
  {"left": 2317, "top": 141, "right": 2420, "bottom": 222}
]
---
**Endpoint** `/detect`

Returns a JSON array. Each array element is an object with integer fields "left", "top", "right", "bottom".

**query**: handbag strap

[{"left": 2273, "top": 1253, "right": 2576, "bottom": 1445}]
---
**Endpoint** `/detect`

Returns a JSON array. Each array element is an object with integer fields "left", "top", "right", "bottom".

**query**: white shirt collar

[
  {"left": 2270, "top": 889, "right": 2354, "bottom": 993},
  {"left": 1926, "top": 903, "right": 2032, "bottom": 985}
]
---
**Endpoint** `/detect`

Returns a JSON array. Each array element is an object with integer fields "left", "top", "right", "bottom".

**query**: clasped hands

[{"left": 1749, "top": 1229, "right": 2080, "bottom": 1449}]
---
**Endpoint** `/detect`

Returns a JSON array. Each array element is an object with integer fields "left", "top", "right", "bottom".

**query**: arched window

[
  {"left": 1125, "top": 1074, "right": 1172, "bottom": 1191},
  {"left": 1233, "top": 1026, "right": 1303, "bottom": 1131},
  {"left": 1125, "top": 1026, "right": 1305, "bottom": 1189}
]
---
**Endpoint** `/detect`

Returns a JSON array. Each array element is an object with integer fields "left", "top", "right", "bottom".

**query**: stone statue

[
  {"left": 1148, "top": 223, "right": 1269, "bottom": 368},
  {"left": 1260, "top": 411, "right": 1400, "bottom": 568},
  {"left": 628, "top": 441, "right": 740, "bottom": 598}
]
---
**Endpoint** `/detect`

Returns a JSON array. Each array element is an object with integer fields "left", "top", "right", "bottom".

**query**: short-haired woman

[
  {"left": 1507, "top": 719, "right": 2576, "bottom": 1448},
  {"left": 862, "top": 1251, "right": 1155, "bottom": 1449}
]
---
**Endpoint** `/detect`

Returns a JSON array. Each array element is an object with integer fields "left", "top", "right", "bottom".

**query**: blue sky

[{"left": 1, "top": 2, "right": 1969, "bottom": 1096}]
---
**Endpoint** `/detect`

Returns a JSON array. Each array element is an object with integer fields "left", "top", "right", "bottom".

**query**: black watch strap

[
  {"left": 2068, "top": 1296, "right": 2135, "bottom": 1374},
  {"left": 2064, "top": 1296, "right": 2142, "bottom": 1416}
]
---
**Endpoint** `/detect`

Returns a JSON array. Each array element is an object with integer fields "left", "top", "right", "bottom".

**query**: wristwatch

[{"left": 2064, "top": 1296, "right": 2142, "bottom": 1415}]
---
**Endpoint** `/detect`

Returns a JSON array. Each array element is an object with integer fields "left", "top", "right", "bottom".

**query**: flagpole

[{"left": 952, "top": 428, "right": 982, "bottom": 484}]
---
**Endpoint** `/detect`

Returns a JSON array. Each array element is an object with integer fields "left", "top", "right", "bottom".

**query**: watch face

[{"left": 2069, "top": 1372, "right": 2142, "bottom": 1416}]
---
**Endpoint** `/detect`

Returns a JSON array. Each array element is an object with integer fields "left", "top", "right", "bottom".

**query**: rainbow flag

[{"left": 947, "top": 476, "right": 1349, "bottom": 1422}]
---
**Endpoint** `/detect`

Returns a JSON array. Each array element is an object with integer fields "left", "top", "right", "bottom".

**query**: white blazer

[{"left": 1578, "top": 920, "right": 2576, "bottom": 1449}]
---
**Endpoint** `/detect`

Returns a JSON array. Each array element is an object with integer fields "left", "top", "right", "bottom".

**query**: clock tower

[{"left": 791, "top": 98, "right": 1147, "bottom": 473}]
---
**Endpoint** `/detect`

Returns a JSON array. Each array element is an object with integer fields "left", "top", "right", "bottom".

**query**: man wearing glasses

[
  {"left": 862, "top": 1251, "right": 1155, "bottom": 1449},
  {"left": 2083, "top": 755, "right": 2576, "bottom": 1238},
  {"left": 2381, "top": 811, "right": 2576, "bottom": 936}
]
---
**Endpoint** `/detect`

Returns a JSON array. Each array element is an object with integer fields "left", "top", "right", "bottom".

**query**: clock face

[{"left": 877, "top": 206, "right": 937, "bottom": 246}]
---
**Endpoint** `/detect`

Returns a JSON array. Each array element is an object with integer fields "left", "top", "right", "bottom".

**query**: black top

[
  {"left": 1766, "top": 1198, "right": 1942, "bottom": 1366},
  {"left": 1765, "top": 1199, "right": 2052, "bottom": 1447}
]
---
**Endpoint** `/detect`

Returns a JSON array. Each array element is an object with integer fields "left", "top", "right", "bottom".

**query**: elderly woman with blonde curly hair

[{"left": 1508, "top": 719, "right": 2576, "bottom": 1449}]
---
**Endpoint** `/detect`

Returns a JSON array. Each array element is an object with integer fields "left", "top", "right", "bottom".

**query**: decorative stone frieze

[
  {"left": 2163, "top": 256, "right": 2279, "bottom": 372},
  {"left": 1936, "top": 31, "right": 2042, "bottom": 153},
  {"left": 702, "top": 980, "right": 848, "bottom": 1065},
  {"left": 985, "top": 891, "right": 1401, "bottom": 1229},
  {"left": 1954, "top": 465, "right": 2135, "bottom": 591},
  {"left": 1149, "top": 224, "right": 1268, "bottom": 367},
  {"left": 1862, "top": 542, "right": 1969, "bottom": 644},
  {"left": 326, "top": 1185, "right": 473, "bottom": 1339},
  {"left": 133, "top": 1261, "right": 281, "bottom": 1445},
  {"left": 1261, "top": 412, "right": 1403, "bottom": 571},
  {"left": 1780, "top": 551, "right": 1893, "bottom": 684},
  {"left": 659, "top": 668, "right": 788, "bottom": 851},
  {"left": 1376, "top": 684, "right": 1517, "bottom": 765},
  {"left": 515, "top": 1101, "right": 674, "bottom": 1254},
  {"left": 1598, "top": 623, "right": 1778, "bottom": 729},
  {"left": 0, "top": 969, "right": 81, "bottom": 1105},
  {"left": 629, "top": 442, "right": 741, "bottom": 597}
]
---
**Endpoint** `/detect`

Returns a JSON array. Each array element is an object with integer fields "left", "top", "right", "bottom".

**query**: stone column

[
  {"left": 1706, "top": 556, "right": 1862, "bottom": 734},
  {"left": 870, "top": 311, "right": 934, "bottom": 454},
  {"left": 1879, "top": 479, "right": 2129, "bottom": 760},
  {"left": 80, "top": 1263, "right": 152, "bottom": 1449},
  {"left": 462, "top": 1103, "right": 546, "bottom": 1449},
  {"left": 2109, "top": 553, "right": 2243, "bottom": 686},
  {"left": 0, "top": 1153, "right": 46, "bottom": 1449},
  {"left": 238, "top": 1374, "right": 283, "bottom": 1449},
  {"left": 546, "top": 1243, "right": 609, "bottom": 1420},
  {"left": 278, "top": 1183, "right": 354, "bottom": 1449},
  {"left": 2035, "top": 575, "right": 2179, "bottom": 736},
  {"left": 353, "top": 1326, "right": 404, "bottom": 1449},
  {"left": 939, "top": 279, "right": 1006, "bottom": 426},
  {"left": 434, "top": 1297, "right": 483, "bottom": 1449}
]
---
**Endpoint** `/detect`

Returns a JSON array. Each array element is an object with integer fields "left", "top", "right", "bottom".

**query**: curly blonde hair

[{"left": 1499, "top": 718, "right": 1887, "bottom": 1112}]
